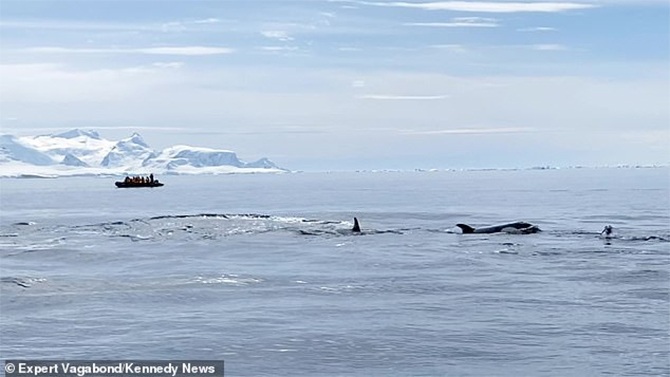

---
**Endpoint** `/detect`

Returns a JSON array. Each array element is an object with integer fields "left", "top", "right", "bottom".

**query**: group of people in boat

[{"left": 123, "top": 173, "right": 158, "bottom": 185}]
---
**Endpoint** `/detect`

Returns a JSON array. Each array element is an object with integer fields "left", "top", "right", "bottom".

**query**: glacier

[{"left": 0, "top": 129, "right": 287, "bottom": 178}]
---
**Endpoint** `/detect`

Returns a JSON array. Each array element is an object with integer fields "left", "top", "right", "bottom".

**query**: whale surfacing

[
  {"left": 456, "top": 221, "right": 540, "bottom": 234},
  {"left": 352, "top": 217, "right": 361, "bottom": 233}
]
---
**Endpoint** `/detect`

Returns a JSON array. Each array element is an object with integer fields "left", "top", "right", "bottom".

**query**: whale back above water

[{"left": 456, "top": 221, "right": 540, "bottom": 234}]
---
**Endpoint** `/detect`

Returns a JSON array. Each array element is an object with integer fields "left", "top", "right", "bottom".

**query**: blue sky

[{"left": 1, "top": 0, "right": 668, "bottom": 170}]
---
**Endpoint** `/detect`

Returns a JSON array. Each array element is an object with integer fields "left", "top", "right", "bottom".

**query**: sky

[{"left": 0, "top": 0, "right": 668, "bottom": 171}]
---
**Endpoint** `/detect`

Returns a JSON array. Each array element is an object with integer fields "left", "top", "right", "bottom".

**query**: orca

[
  {"left": 352, "top": 217, "right": 361, "bottom": 233},
  {"left": 456, "top": 221, "right": 540, "bottom": 234},
  {"left": 601, "top": 225, "right": 613, "bottom": 236}
]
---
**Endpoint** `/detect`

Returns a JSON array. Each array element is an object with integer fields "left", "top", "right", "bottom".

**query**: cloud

[
  {"left": 0, "top": 20, "right": 146, "bottom": 31},
  {"left": 261, "top": 30, "right": 294, "bottom": 41},
  {"left": 570, "top": 0, "right": 667, "bottom": 4},
  {"left": 405, "top": 16, "right": 499, "bottom": 27},
  {"left": 0, "top": 63, "right": 179, "bottom": 103},
  {"left": 517, "top": 26, "right": 558, "bottom": 32},
  {"left": 193, "top": 18, "right": 222, "bottom": 24},
  {"left": 530, "top": 44, "right": 568, "bottom": 51},
  {"left": 139, "top": 47, "right": 234, "bottom": 55},
  {"left": 151, "top": 62, "right": 185, "bottom": 69},
  {"left": 259, "top": 46, "right": 300, "bottom": 52},
  {"left": 402, "top": 127, "right": 535, "bottom": 135},
  {"left": 1, "top": 18, "right": 223, "bottom": 32},
  {"left": 358, "top": 94, "right": 450, "bottom": 100},
  {"left": 23, "top": 46, "right": 234, "bottom": 56},
  {"left": 428, "top": 44, "right": 468, "bottom": 53},
  {"left": 160, "top": 21, "right": 188, "bottom": 32},
  {"left": 358, "top": 1, "right": 598, "bottom": 12},
  {"left": 339, "top": 47, "right": 362, "bottom": 52}
]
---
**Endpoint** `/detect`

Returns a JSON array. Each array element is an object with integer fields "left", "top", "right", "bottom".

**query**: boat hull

[{"left": 115, "top": 182, "right": 164, "bottom": 188}]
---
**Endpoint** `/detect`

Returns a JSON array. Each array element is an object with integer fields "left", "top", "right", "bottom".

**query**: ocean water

[{"left": 0, "top": 168, "right": 668, "bottom": 377}]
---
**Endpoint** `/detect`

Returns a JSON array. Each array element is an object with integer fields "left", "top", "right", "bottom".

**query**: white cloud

[
  {"left": 139, "top": 47, "right": 234, "bottom": 55},
  {"left": 402, "top": 127, "right": 534, "bottom": 135},
  {"left": 428, "top": 44, "right": 468, "bottom": 53},
  {"left": 358, "top": 94, "right": 450, "bottom": 100},
  {"left": 531, "top": 44, "right": 568, "bottom": 51},
  {"left": 259, "top": 46, "right": 300, "bottom": 52},
  {"left": 23, "top": 46, "right": 234, "bottom": 56},
  {"left": 454, "top": 16, "right": 499, "bottom": 23},
  {"left": 0, "top": 63, "right": 177, "bottom": 103},
  {"left": 359, "top": 1, "right": 598, "bottom": 12},
  {"left": 23, "top": 47, "right": 105, "bottom": 54},
  {"left": 339, "top": 47, "right": 362, "bottom": 52},
  {"left": 194, "top": 18, "right": 222, "bottom": 24},
  {"left": 517, "top": 26, "right": 558, "bottom": 32},
  {"left": 569, "top": 0, "right": 666, "bottom": 4},
  {"left": 152, "top": 62, "right": 185, "bottom": 69},
  {"left": 0, "top": 20, "right": 146, "bottom": 31},
  {"left": 407, "top": 16, "right": 499, "bottom": 27},
  {"left": 405, "top": 20, "right": 499, "bottom": 27},
  {"left": 261, "top": 30, "right": 294, "bottom": 42},
  {"left": 161, "top": 21, "right": 187, "bottom": 32},
  {"left": 157, "top": 18, "right": 225, "bottom": 32},
  {"left": 1, "top": 18, "right": 223, "bottom": 32}
]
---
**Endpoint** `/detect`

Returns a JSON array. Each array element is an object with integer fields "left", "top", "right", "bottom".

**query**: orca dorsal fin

[
  {"left": 456, "top": 224, "right": 475, "bottom": 234},
  {"left": 352, "top": 217, "right": 361, "bottom": 233}
]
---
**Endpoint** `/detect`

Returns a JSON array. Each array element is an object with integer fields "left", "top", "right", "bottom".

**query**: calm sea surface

[{"left": 1, "top": 168, "right": 668, "bottom": 377}]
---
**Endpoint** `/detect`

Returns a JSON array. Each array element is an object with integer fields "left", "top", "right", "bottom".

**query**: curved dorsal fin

[
  {"left": 456, "top": 224, "right": 475, "bottom": 234},
  {"left": 352, "top": 217, "right": 361, "bottom": 233}
]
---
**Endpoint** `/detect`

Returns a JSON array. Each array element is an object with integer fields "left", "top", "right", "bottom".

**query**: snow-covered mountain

[
  {"left": 101, "top": 133, "right": 155, "bottom": 168},
  {"left": 0, "top": 135, "right": 54, "bottom": 166},
  {"left": 61, "top": 153, "right": 89, "bottom": 167},
  {"left": 19, "top": 129, "right": 115, "bottom": 167},
  {"left": 0, "top": 129, "right": 286, "bottom": 177}
]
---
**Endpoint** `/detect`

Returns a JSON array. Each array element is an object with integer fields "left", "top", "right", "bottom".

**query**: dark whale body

[{"left": 456, "top": 221, "right": 540, "bottom": 234}]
